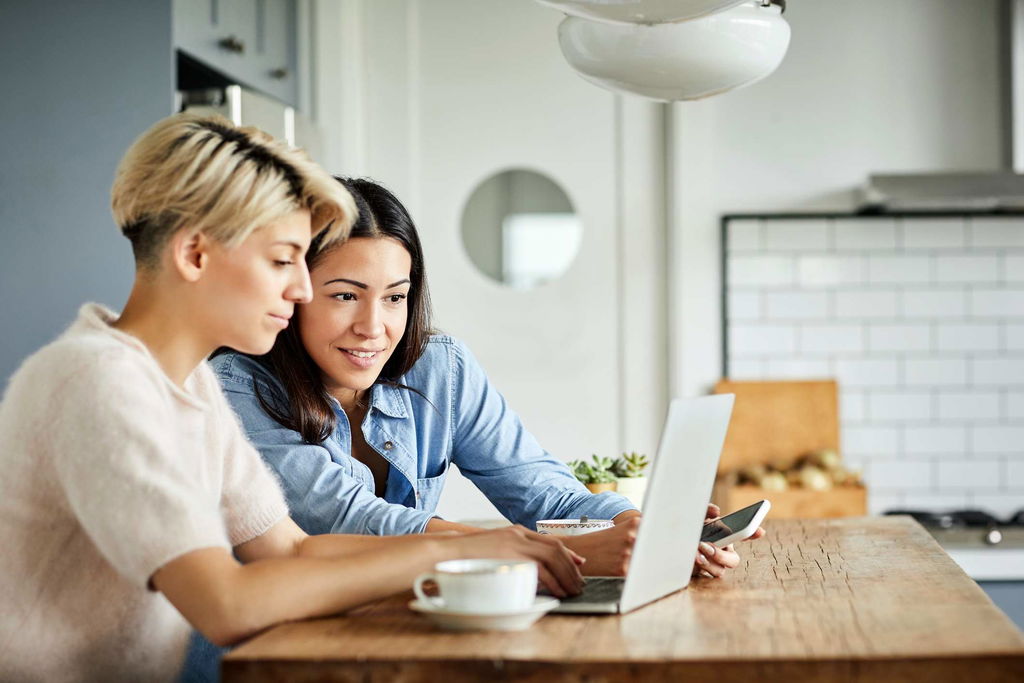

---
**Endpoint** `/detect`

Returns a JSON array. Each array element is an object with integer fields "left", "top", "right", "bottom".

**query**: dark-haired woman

[{"left": 211, "top": 177, "right": 750, "bottom": 578}]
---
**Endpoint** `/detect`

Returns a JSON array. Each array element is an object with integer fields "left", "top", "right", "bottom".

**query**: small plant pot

[
  {"left": 614, "top": 476, "right": 648, "bottom": 509},
  {"left": 585, "top": 482, "right": 618, "bottom": 494}
]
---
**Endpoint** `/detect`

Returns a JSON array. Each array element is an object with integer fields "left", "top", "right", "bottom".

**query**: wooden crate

[
  {"left": 712, "top": 379, "right": 867, "bottom": 518},
  {"left": 714, "top": 379, "right": 839, "bottom": 471},
  {"left": 713, "top": 482, "right": 868, "bottom": 519}
]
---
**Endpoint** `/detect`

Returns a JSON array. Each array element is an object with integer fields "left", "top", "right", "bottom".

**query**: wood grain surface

[{"left": 223, "top": 517, "right": 1024, "bottom": 682}]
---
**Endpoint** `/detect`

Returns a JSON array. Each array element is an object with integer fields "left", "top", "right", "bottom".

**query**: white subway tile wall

[
  {"left": 1008, "top": 392, "right": 1024, "bottom": 419},
  {"left": 1006, "top": 255, "right": 1024, "bottom": 281},
  {"left": 1008, "top": 324, "right": 1024, "bottom": 349},
  {"left": 724, "top": 215, "right": 1024, "bottom": 517}
]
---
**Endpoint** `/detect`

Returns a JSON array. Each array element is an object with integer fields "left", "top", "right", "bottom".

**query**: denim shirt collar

[{"left": 369, "top": 382, "right": 408, "bottom": 419}]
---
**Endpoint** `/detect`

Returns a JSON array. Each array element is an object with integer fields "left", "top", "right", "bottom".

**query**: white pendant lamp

[
  {"left": 536, "top": 0, "right": 748, "bottom": 25},
  {"left": 555, "top": 2, "right": 791, "bottom": 101}
]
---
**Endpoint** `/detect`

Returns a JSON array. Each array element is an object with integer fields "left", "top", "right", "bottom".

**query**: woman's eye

[
  {"left": 273, "top": 260, "right": 294, "bottom": 267},
  {"left": 331, "top": 292, "right": 356, "bottom": 301},
  {"left": 387, "top": 294, "right": 407, "bottom": 304}
]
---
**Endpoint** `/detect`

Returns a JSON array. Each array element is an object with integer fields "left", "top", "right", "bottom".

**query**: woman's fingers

[
  {"left": 521, "top": 535, "right": 576, "bottom": 597},
  {"left": 454, "top": 526, "right": 583, "bottom": 595},
  {"left": 694, "top": 541, "right": 740, "bottom": 579},
  {"left": 541, "top": 546, "right": 584, "bottom": 595},
  {"left": 609, "top": 517, "right": 639, "bottom": 575},
  {"left": 564, "top": 543, "right": 587, "bottom": 566},
  {"left": 535, "top": 564, "right": 566, "bottom": 598},
  {"left": 514, "top": 526, "right": 584, "bottom": 595},
  {"left": 557, "top": 518, "right": 638, "bottom": 577},
  {"left": 711, "top": 544, "right": 740, "bottom": 570},
  {"left": 693, "top": 543, "right": 722, "bottom": 578},
  {"left": 693, "top": 552, "right": 717, "bottom": 578}
]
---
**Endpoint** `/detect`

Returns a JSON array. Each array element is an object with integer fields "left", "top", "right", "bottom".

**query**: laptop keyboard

[{"left": 558, "top": 577, "right": 625, "bottom": 605}]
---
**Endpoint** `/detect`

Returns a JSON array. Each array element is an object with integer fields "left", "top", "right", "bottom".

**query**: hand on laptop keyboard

[{"left": 558, "top": 516, "right": 640, "bottom": 576}]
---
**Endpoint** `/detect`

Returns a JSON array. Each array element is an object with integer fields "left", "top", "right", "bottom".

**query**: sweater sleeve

[
  {"left": 205, "top": 367, "right": 290, "bottom": 547},
  {"left": 49, "top": 356, "right": 230, "bottom": 589}
]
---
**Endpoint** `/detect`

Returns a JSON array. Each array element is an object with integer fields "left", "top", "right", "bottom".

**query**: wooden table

[{"left": 224, "top": 517, "right": 1024, "bottom": 682}]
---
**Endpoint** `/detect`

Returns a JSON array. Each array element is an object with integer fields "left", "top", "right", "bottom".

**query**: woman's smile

[{"left": 339, "top": 346, "right": 385, "bottom": 368}]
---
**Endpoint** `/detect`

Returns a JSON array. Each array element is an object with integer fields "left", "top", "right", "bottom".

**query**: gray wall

[{"left": 0, "top": 0, "right": 174, "bottom": 383}]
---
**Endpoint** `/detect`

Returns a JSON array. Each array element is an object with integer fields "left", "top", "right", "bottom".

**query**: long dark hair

[{"left": 254, "top": 177, "right": 433, "bottom": 444}]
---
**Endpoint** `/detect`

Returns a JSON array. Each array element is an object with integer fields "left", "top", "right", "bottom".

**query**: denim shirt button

[{"left": 383, "top": 441, "right": 394, "bottom": 450}]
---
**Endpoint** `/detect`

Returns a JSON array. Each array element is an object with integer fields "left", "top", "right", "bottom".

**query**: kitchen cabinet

[
  {"left": 174, "top": 0, "right": 297, "bottom": 106},
  {"left": 981, "top": 582, "right": 1024, "bottom": 630}
]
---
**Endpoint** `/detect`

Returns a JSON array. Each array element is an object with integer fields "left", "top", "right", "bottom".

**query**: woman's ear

[{"left": 168, "top": 230, "right": 209, "bottom": 282}]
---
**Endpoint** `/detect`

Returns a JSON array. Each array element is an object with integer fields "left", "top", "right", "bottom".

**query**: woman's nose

[
  {"left": 287, "top": 262, "right": 313, "bottom": 304},
  {"left": 353, "top": 303, "right": 385, "bottom": 338}
]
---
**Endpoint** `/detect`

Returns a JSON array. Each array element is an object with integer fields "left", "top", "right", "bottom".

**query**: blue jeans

[{"left": 178, "top": 631, "right": 228, "bottom": 683}]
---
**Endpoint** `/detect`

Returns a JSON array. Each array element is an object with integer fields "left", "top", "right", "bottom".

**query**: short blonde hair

[{"left": 111, "top": 112, "right": 355, "bottom": 267}]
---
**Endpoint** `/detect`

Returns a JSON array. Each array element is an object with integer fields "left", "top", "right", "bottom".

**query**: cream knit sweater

[{"left": 0, "top": 304, "right": 289, "bottom": 682}]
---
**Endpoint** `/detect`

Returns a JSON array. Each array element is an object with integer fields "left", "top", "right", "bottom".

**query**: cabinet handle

[
  {"left": 270, "top": 67, "right": 289, "bottom": 80},
  {"left": 218, "top": 36, "right": 245, "bottom": 54}
]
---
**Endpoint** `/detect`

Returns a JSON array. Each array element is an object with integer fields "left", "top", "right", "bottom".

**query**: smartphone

[{"left": 701, "top": 499, "right": 771, "bottom": 548}]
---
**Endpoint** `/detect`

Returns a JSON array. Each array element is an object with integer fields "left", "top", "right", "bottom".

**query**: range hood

[
  {"left": 858, "top": 1, "right": 1024, "bottom": 213},
  {"left": 859, "top": 172, "right": 1024, "bottom": 213}
]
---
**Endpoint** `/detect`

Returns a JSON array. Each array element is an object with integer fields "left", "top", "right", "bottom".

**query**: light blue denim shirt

[{"left": 210, "top": 335, "right": 637, "bottom": 536}]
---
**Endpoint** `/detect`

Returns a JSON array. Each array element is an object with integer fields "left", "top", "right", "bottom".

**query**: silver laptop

[{"left": 551, "top": 394, "right": 734, "bottom": 614}]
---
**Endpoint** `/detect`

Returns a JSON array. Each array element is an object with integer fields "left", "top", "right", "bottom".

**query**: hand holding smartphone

[{"left": 701, "top": 499, "right": 770, "bottom": 548}]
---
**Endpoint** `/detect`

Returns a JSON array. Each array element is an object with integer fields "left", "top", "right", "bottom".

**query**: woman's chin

[
  {"left": 326, "top": 369, "right": 378, "bottom": 395},
  {"left": 230, "top": 333, "right": 279, "bottom": 357}
]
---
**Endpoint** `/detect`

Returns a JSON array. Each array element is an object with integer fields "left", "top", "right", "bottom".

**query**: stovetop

[
  {"left": 885, "top": 509, "right": 1024, "bottom": 549},
  {"left": 887, "top": 508, "right": 1024, "bottom": 528}
]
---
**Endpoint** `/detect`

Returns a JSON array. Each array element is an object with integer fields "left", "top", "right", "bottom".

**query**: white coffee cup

[
  {"left": 536, "top": 518, "right": 614, "bottom": 536},
  {"left": 413, "top": 559, "right": 538, "bottom": 614}
]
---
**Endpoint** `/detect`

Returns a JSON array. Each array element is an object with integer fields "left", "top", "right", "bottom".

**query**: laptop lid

[{"left": 617, "top": 394, "right": 734, "bottom": 613}]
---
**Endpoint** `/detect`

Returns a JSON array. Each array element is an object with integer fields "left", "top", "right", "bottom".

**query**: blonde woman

[{"left": 0, "top": 113, "right": 582, "bottom": 683}]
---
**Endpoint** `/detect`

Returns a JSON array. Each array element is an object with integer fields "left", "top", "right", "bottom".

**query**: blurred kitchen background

[{"left": 2, "top": 1, "right": 1021, "bottom": 624}]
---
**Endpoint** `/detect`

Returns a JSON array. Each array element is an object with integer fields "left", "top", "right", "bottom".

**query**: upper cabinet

[{"left": 174, "top": 0, "right": 298, "bottom": 106}]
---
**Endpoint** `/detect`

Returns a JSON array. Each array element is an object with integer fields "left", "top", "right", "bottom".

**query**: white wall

[{"left": 671, "top": 0, "right": 1003, "bottom": 399}]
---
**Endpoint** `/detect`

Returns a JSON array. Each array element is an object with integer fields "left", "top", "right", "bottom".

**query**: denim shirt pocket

[
  {"left": 415, "top": 457, "right": 450, "bottom": 512},
  {"left": 327, "top": 429, "right": 376, "bottom": 488}
]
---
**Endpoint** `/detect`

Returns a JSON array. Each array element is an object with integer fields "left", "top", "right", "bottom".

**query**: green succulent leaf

[{"left": 612, "top": 451, "right": 650, "bottom": 478}]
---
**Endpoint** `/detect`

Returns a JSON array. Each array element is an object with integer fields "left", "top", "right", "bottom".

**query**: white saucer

[{"left": 409, "top": 596, "right": 560, "bottom": 632}]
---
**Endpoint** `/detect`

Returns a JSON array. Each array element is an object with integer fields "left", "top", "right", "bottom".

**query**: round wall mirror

[{"left": 460, "top": 169, "right": 583, "bottom": 289}]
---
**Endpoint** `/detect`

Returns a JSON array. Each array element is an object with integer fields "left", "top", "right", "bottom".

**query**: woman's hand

[
  {"left": 559, "top": 516, "right": 641, "bottom": 577},
  {"left": 692, "top": 503, "right": 766, "bottom": 579},
  {"left": 449, "top": 525, "right": 585, "bottom": 598}
]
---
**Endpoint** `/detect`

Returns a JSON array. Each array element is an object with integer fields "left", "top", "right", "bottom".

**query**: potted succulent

[
  {"left": 612, "top": 451, "right": 650, "bottom": 508},
  {"left": 567, "top": 455, "right": 618, "bottom": 493}
]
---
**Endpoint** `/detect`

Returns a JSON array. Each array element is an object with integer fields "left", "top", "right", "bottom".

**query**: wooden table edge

[{"left": 224, "top": 652, "right": 1024, "bottom": 682}]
